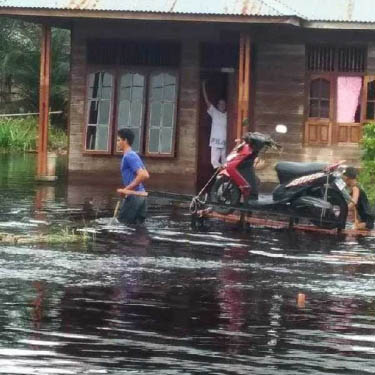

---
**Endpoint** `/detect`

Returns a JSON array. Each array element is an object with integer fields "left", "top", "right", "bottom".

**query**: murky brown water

[{"left": 1, "top": 154, "right": 375, "bottom": 374}]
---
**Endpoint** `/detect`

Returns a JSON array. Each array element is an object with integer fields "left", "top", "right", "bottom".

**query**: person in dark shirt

[
  {"left": 343, "top": 167, "right": 374, "bottom": 230},
  {"left": 116, "top": 128, "right": 149, "bottom": 225}
]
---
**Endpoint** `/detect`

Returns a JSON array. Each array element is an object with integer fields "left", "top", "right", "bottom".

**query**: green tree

[{"left": 1, "top": 20, "right": 70, "bottom": 123}]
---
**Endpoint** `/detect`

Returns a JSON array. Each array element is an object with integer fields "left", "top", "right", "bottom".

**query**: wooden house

[{"left": 1, "top": 0, "right": 375, "bottom": 195}]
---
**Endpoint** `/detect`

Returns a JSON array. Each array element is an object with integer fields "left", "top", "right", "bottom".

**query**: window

[
  {"left": 305, "top": 45, "right": 368, "bottom": 145},
  {"left": 84, "top": 40, "right": 180, "bottom": 156},
  {"left": 85, "top": 72, "right": 114, "bottom": 152},
  {"left": 309, "top": 78, "right": 330, "bottom": 118},
  {"left": 84, "top": 69, "right": 179, "bottom": 156},
  {"left": 117, "top": 72, "right": 146, "bottom": 153},
  {"left": 336, "top": 76, "right": 362, "bottom": 123},
  {"left": 364, "top": 77, "right": 375, "bottom": 121},
  {"left": 147, "top": 72, "right": 177, "bottom": 155}
]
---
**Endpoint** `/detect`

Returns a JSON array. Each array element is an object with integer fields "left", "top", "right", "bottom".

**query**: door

[
  {"left": 305, "top": 75, "right": 333, "bottom": 145},
  {"left": 197, "top": 73, "right": 228, "bottom": 190}
]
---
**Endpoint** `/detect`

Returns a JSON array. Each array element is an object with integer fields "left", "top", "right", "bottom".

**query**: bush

[
  {"left": 0, "top": 117, "right": 67, "bottom": 153},
  {"left": 359, "top": 123, "right": 375, "bottom": 203}
]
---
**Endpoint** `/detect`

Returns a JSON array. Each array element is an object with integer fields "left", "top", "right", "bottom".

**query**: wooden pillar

[
  {"left": 236, "top": 33, "right": 251, "bottom": 139},
  {"left": 36, "top": 25, "right": 52, "bottom": 179}
]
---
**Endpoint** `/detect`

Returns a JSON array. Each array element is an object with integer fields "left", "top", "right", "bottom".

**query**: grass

[
  {"left": 0, "top": 117, "right": 67, "bottom": 153},
  {"left": 0, "top": 227, "right": 91, "bottom": 245}
]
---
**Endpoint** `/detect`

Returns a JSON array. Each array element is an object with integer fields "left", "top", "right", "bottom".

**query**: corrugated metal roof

[
  {"left": 0, "top": 0, "right": 294, "bottom": 16},
  {"left": 279, "top": 0, "right": 375, "bottom": 23},
  {"left": 1, "top": 0, "right": 375, "bottom": 23}
]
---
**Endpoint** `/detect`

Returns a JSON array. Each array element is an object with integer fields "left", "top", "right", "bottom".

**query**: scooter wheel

[
  {"left": 210, "top": 176, "right": 241, "bottom": 215},
  {"left": 310, "top": 188, "right": 348, "bottom": 229}
]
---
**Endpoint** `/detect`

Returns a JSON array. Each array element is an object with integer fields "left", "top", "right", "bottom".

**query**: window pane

[
  {"left": 320, "top": 100, "right": 330, "bottom": 118},
  {"left": 133, "top": 73, "right": 144, "bottom": 86},
  {"left": 98, "top": 100, "right": 110, "bottom": 124},
  {"left": 160, "top": 128, "right": 173, "bottom": 153},
  {"left": 164, "top": 73, "right": 176, "bottom": 86},
  {"left": 120, "top": 87, "right": 131, "bottom": 101},
  {"left": 151, "top": 73, "right": 163, "bottom": 88},
  {"left": 86, "top": 126, "right": 96, "bottom": 150},
  {"left": 102, "top": 72, "right": 112, "bottom": 87},
  {"left": 320, "top": 80, "right": 330, "bottom": 99},
  {"left": 368, "top": 80, "right": 375, "bottom": 101},
  {"left": 132, "top": 128, "right": 141, "bottom": 153},
  {"left": 118, "top": 101, "right": 130, "bottom": 126},
  {"left": 122, "top": 73, "right": 132, "bottom": 88},
  {"left": 310, "top": 80, "right": 321, "bottom": 98},
  {"left": 149, "top": 128, "right": 160, "bottom": 153},
  {"left": 130, "top": 102, "right": 143, "bottom": 127},
  {"left": 132, "top": 86, "right": 144, "bottom": 101},
  {"left": 366, "top": 102, "right": 375, "bottom": 120},
  {"left": 164, "top": 85, "right": 176, "bottom": 101},
  {"left": 88, "top": 101, "right": 98, "bottom": 124},
  {"left": 101, "top": 87, "right": 112, "bottom": 99},
  {"left": 150, "top": 102, "right": 162, "bottom": 127},
  {"left": 162, "top": 103, "right": 174, "bottom": 127},
  {"left": 309, "top": 99, "right": 319, "bottom": 117},
  {"left": 95, "top": 124, "right": 108, "bottom": 150},
  {"left": 151, "top": 87, "right": 163, "bottom": 101}
]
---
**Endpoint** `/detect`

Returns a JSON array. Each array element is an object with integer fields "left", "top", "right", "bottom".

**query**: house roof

[
  {"left": 0, "top": 0, "right": 296, "bottom": 16},
  {"left": 0, "top": 0, "right": 375, "bottom": 25}
]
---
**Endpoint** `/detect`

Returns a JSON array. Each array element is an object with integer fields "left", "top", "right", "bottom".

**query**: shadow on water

[{"left": 1, "top": 154, "right": 375, "bottom": 374}]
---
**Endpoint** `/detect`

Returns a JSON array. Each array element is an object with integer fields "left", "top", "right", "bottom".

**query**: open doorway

[{"left": 197, "top": 73, "right": 228, "bottom": 190}]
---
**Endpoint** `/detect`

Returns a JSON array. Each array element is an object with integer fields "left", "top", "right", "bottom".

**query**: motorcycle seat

[{"left": 275, "top": 162, "right": 327, "bottom": 184}]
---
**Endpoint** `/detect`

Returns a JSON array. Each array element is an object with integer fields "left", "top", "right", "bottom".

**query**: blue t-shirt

[{"left": 120, "top": 150, "right": 146, "bottom": 192}]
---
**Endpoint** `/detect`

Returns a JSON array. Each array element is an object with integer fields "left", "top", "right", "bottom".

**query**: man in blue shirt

[{"left": 116, "top": 128, "right": 149, "bottom": 225}]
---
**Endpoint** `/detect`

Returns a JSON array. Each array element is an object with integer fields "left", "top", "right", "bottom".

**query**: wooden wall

[
  {"left": 68, "top": 21, "right": 204, "bottom": 194},
  {"left": 253, "top": 44, "right": 305, "bottom": 148}
]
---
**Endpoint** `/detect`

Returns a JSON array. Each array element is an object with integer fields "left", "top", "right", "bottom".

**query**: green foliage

[
  {"left": 0, "top": 19, "right": 70, "bottom": 125},
  {"left": 361, "top": 123, "right": 375, "bottom": 161},
  {"left": 359, "top": 123, "right": 375, "bottom": 203},
  {"left": 0, "top": 117, "right": 67, "bottom": 152}
]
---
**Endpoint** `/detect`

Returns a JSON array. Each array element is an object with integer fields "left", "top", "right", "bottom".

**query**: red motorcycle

[{"left": 191, "top": 126, "right": 348, "bottom": 230}]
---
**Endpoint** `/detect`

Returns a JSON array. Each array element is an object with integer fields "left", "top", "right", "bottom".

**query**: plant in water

[
  {"left": 0, "top": 117, "right": 67, "bottom": 153},
  {"left": 359, "top": 123, "right": 375, "bottom": 204}
]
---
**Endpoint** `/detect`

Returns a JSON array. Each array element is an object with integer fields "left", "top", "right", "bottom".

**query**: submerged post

[
  {"left": 237, "top": 33, "right": 251, "bottom": 139},
  {"left": 36, "top": 25, "right": 56, "bottom": 181}
]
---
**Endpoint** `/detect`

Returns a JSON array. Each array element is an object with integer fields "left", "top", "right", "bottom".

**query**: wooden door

[
  {"left": 197, "top": 73, "right": 228, "bottom": 190},
  {"left": 305, "top": 76, "right": 333, "bottom": 145}
]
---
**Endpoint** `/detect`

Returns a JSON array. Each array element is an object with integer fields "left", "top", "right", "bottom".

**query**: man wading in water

[{"left": 116, "top": 129, "right": 149, "bottom": 225}]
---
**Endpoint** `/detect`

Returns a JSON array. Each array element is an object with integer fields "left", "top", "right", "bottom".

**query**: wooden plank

[
  {"left": 37, "top": 25, "right": 51, "bottom": 178},
  {"left": 204, "top": 211, "right": 375, "bottom": 237}
]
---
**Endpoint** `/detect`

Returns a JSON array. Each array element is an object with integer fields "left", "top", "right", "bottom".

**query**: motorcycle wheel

[
  {"left": 310, "top": 188, "right": 348, "bottom": 229},
  {"left": 210, "top": 176, "right": 241, "bottom": 215}
]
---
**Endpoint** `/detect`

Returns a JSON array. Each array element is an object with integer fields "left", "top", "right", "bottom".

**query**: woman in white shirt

[{"left": 202, "top": 80, "right": 227, "bottom": 169}]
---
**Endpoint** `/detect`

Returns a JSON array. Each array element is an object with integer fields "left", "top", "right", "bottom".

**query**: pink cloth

[{"left": 337, "top": 76, "right": 362, "bottom": 123}]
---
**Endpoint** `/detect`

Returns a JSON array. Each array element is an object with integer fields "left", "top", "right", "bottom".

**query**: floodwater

[{"left": 0, "top": 154, "right": 375, "bottom": 375}]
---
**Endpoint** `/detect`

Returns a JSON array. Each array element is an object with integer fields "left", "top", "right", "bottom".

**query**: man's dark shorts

[{"left": 118, "top": 196, "right": 147, "bottom": 225}]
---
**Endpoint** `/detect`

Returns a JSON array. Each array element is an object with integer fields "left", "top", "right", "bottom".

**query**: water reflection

[{"left": 0, "top": 154, "right": 375, "bottom": 374}]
